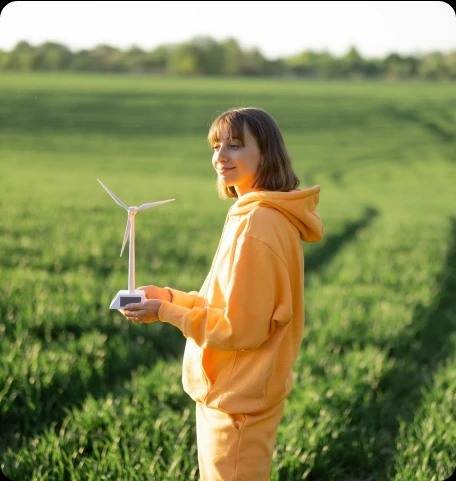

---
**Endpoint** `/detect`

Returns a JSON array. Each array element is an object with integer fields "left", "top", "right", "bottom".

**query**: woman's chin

[{"left": 218, "top": 177, "right": 232, "bottom": 188}]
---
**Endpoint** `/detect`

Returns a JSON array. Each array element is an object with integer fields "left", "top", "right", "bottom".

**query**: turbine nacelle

[{"left": 97, "top": 178, "right": 174, "bottom": 257}]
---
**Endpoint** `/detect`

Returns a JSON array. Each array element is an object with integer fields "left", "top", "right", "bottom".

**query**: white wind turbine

[{"left": 97, "top": 178, "right": 174, "bottom": 309}]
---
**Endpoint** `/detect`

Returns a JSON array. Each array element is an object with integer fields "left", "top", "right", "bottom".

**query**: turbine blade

[
  {"left": 120, "top": 214, "right": 131, "bottom": 257},
  {"left": 97, "top": 178, "right": 128, "bottom": 210},
  {"left": 137, "top": 199, "right": 175, "bottom": 211}
]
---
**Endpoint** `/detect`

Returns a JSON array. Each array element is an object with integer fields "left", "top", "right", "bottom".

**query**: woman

[{"left": 123, "top": 107, "right": 324, "bottom": 480}]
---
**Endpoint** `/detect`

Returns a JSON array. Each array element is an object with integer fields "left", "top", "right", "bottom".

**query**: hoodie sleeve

[
  {"left": 158, "top": 235, "right": 293, "bottom": 351},
  {"left": 165, "top": 287, "right": 198, "bottom": 309}
]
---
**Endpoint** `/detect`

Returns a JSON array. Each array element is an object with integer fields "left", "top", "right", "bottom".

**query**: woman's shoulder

[
  {"left": 243, "top": 206, "right": 299, "bottom": 242},
  {"left": 248, "top": 205, "right": 291, "bottom": 224}
]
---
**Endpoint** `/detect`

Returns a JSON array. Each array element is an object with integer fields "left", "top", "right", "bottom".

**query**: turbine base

[{"left": 109, "top": 290, "right": 146, "bottom": 309}]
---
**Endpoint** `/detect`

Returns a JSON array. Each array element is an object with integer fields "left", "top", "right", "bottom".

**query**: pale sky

[{"left": 0, "top": 1, "right": 455, "bottom": 59}]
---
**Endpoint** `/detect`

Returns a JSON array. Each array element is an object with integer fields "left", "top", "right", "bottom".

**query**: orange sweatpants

[{"left": 195, "top": 400, "right": 285, "bottom": 481}]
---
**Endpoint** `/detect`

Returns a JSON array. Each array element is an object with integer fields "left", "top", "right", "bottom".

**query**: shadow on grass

[
  {"left": 386, "top": 105, "right": 456, "bottom": 144},
  {"left": 305, "top": 206, "right": 379, "bottom": 276},
  {"left": 302, "top": 217, "right": 456, "bottom": 481}
]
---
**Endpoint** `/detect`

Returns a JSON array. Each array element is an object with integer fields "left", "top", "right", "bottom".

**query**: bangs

[{"left": 207, "top": 111, "right": 246, "bottom": 147}]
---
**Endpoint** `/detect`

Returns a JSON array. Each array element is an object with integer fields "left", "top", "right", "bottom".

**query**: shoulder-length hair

[{"left": 207, "top": 107, "right": 300, "bottom": 199}]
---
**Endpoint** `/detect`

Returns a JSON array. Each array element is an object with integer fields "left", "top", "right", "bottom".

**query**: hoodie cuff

[{"left": 158, "top": 300, "right": 189, "bottom": 336}]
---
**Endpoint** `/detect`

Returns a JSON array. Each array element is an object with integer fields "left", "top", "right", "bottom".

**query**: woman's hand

[
  {"left": 123, "top": 299, "right": 163, "bottom": 324},
  {"left": 119, "top": 285, "right": 172, "bottom": 323},
  {"left": 138, "top": 285, "right": 173, "bottom": 302}
]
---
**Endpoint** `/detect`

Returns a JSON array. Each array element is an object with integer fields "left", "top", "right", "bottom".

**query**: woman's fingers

[
  {"left": 122, "top": 299, "right": 161, "bottom": 323},
  {"left": 124, "top": 302, "right": 143, "bottom": 311}
]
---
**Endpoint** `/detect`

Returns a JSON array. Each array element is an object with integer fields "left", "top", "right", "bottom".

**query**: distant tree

[
  {"left": 36, "top": 42, "right": 73, "bottom": 70},
  {"left": 314, "top": 51, "right": 341, "bottom": 78},
  {"left": 444, "top": 51, "right": 456, "bottom": 80},
  {"left": 71, "top": 49, "right": 98, "bottom": 71},
  {"left": 285, "top": 50, "right": 341, "bottom": 78},
  {"left": 240, "top": 47, "right": 267, "bottom": 76},
  {"left": 262, "top": 58, "right": 287, "bottom": 77},
  {"left": 418, "top": 51, "right": 448, "bottom": 80},
  {"left": 221, "top": 38, "right": 244, "bottom": 75},
  {"left": 1, "top": 41, "right": 38, "bottom": 70},
  {"left": 119, "top": 44, "right": 168, "bottom": 74},
  {"left": 91, "top": 44, "right": 124, "bottom": 72},
  {"left": 165, "top": 36, "right": 226, "bottom": 76},
  {"left": 143, "top": 45, "right": 169, "bottom": 73},
  {"left": 286, "top": 50, "right": 319, "bottom": 77},
  {"left": 0, "top": 49, "right": 6, "bottom": 70},
  {"left": 121, "top": 45, "right": 147, "bottom": 73},
  {"left": 166, "top": 43, "right": 199, "bottom": 75},
  {"left": 340, "top": 45, "right": 365, "bottom": 78},
  {"left": 188, "top": 36, "right": 225, "bottom": 75},
  {"left": 384, "top": 53, "right": 418, "bottom": 79},
  {"left": 362, "top": 58, "right": 383, "bottom": 78}
]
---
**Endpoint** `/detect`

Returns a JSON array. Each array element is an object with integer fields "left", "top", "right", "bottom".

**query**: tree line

[{"left": 1, "top": 36, "right": 455, "bottom": 80}]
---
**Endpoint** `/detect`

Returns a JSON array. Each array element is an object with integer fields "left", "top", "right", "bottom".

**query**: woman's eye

[{"left": 229, "top": 144, "right": 239, "bottom": 149}]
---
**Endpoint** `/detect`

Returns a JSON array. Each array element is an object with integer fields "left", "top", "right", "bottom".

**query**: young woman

[{"left": 123, "top": 107, "right": 324, "bottom": 480}]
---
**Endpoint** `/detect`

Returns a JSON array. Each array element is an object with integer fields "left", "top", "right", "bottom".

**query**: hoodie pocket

[{"left": 182, "top": 340, "right": 212, "bottom": 402}]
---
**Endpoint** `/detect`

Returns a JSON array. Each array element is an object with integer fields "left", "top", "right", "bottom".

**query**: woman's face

[{"left": 211, "top": 123, "right": 262, "bottom": 197}]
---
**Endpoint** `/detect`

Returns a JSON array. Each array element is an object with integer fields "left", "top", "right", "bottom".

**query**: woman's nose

[{"left": 214, "top": 147, "right": 227, "bottom": 163}]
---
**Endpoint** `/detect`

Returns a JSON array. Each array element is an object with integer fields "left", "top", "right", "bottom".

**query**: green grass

[{"left": 1, "top": 72, "right": 455, "bottom": 480}]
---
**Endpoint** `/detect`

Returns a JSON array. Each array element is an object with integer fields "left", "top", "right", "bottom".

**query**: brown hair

[{"left": 207, "top": 107, "right": 300, "bottom": 199}]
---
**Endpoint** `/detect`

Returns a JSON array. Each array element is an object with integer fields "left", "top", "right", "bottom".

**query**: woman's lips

[{"left": 217, "top": 167, "right": 235, "bottom": 174}]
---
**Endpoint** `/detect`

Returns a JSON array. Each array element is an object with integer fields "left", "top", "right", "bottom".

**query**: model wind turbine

[{"left": 97, "top": 178, "right": 174, "bottom": 309}]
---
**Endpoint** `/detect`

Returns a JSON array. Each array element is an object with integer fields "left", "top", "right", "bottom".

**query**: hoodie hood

[{"left": 229, "top": 185, "right": 324, "bottom": 242}]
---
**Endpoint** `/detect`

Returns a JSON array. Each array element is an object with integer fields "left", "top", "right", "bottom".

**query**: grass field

[{"left": 0, "top": 72, "right": 455, "bottom": 481}]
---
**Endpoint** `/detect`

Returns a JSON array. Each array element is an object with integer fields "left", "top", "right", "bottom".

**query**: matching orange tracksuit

[{"left": 158, "top": 186, "right": 324, "bottom": 480}]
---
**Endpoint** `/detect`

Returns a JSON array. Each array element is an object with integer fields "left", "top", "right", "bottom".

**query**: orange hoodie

[{"left": 158, "top": 186, "right": 323, "bottom": 413}]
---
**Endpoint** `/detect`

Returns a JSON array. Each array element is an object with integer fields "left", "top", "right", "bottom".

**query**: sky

[{"left": 0, "top": 1, "right": 455, "bottom": 59}]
